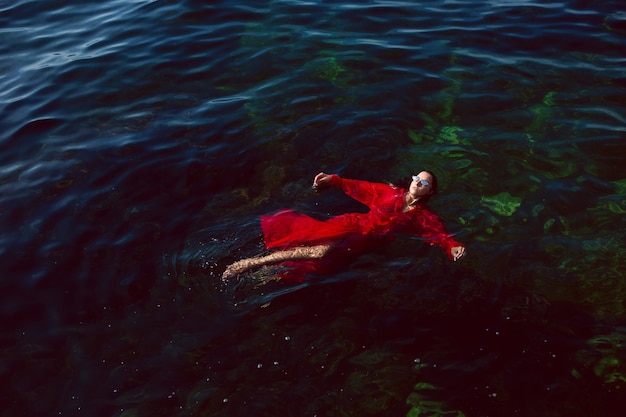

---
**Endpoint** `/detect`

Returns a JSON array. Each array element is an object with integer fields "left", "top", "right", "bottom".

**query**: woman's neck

[{"left": 404, "top": 192, "right": 421, "bottom": 211}]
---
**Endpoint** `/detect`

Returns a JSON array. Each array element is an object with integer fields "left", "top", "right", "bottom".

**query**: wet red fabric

[{"left": 260, "top": 175, "right": 464, "bottom": 281}]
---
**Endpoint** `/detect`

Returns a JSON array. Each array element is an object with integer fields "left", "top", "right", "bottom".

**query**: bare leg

[{"left": 222, "top": 244, "right": 332, "bottom": 280}]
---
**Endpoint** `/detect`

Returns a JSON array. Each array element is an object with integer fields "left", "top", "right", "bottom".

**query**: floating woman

[{"left": 222, "top": 170, "right": 466, "bottom": 282}]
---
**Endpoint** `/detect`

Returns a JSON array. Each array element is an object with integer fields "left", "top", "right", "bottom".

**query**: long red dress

[{"left": 260, "top": 175, "right": 464, "bottom": 282}]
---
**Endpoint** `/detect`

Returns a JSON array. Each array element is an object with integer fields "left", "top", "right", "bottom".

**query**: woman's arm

[
  {"left": 313, "top": 172, "right": 397, "bottom": 208},
  {"left": 412, "top": 208, "right": 466, "bottom": 261}
]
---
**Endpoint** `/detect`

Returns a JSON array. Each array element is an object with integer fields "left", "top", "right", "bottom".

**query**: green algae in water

[
  {"left": 542, "top": 91, "right": 557, "bottom": 106},
  {"left": 543, "top": 218, "right": 555, "bottom": 232},
  {"left": 604, "top": 12, "right": 626, "bottom": 32},
  {"left": 406, "top": 393, "right": 466, "bottom": 417},
  {"left": 437, "top": 126, "right": 471, "bottom": 146},
  {"left": 573, "top": 332, "right": 626, "bottom": 387},
  {"left": 447, "top": 158, "right": 473, "bottom": 170},
  {"left": 342, "top": 367, "right": 408, "bottom": 415},
  {"left": 408, "top": 129, "right": 422, "bottom": 144},
  {"left": 350, "top": 348, "right": 396, "bottom": 367},
  {"left": 309, "top": 56, "right": 346, "bottom": 83},
  {"left": 401, "top": 126, "right": 481, "bottom": 188},
  {"left": 305, "top": 54, "right": 358, "bottom": 95},
  {"left": 436, "top": 54, "right": 463, "bottom": 121},
  {"left": 605, "top": 201, "right": 626, "bottom": 214},
  {"left": 409, "top": 125, "right": 472, "bottom": 147},
  {"left": 612, "top": 178, "right": 626, "bottom": 193},
  {"left": 244, "top": 100, "right": 281, "bottom": 133},
  {"left": 591, "top": 177, "right": 626, "bottom": 216},
  {"left": 594, "top": 356, "right": 626, "bottom": 384},
  {"left": 240, "top": 22, "right": 293, "bottom": 49},
  {"left": 481, "top": 192, "right": 522, "bottom": 216}
]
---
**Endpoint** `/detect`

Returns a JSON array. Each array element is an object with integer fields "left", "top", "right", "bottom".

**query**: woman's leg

[{"left": 221, "top": 244, "right": 332, "bottom": 280}]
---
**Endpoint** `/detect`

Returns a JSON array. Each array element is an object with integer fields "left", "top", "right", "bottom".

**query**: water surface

[{"left": 1, "top": 1, "right": 626, "bottom": 416}]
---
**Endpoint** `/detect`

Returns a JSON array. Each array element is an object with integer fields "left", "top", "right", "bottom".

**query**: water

[{"left": 1, "top": 0, "right": 625, "bottom": 416}]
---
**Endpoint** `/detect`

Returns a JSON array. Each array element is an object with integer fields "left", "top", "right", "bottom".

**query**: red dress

[{"left": 260, "top": 175, "right": 464, "bottom": 282}]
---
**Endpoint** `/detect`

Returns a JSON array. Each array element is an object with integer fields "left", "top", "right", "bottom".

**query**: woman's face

[{"left": 409, "top": 171, "right": 434, "bottom": 198}]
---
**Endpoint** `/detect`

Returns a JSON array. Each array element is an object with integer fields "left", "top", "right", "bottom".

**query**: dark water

[{"left": 2, "top": 0, "right": 626, "bottom": 416}]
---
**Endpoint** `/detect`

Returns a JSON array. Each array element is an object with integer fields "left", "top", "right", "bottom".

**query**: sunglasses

[{"left": 411, "top": 176, "right": 430, "bottom": 186}]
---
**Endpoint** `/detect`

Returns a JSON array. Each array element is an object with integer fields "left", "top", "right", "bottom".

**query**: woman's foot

[{"left": 221, "top": 259, "right": 253, "bottom": 280}]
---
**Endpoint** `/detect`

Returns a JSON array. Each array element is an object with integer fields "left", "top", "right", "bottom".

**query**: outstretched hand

[
  {"left": 451, "top": 246, "right": 466, "bottom": 261},
  {"left": 313, "top": 172, "right": 333, "bottom": 189}
]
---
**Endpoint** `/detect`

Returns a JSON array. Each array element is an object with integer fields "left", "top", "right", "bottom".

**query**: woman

[{"left": 222, "top": 171, "right": 466, "bottom": 281}]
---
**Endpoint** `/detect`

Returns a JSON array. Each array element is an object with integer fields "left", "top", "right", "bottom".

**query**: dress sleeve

[
  {"left": 329, "top": 175, "right": 397, "bottom": 209},
  {"left": 412, "top": 207, "right": 465, "bottom": 260}
]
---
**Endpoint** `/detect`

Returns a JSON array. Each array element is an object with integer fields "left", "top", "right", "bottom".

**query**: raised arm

[{"left": 313, "top": 172, "right": 396, "bottom": 208}]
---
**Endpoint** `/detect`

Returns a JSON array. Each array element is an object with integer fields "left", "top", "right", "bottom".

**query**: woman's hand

[
  {"left": 313, "top": 172, "right": 333, "bottom": 189},
  {"left": 451, "top": 246, "right": 466, "bottom": 261}
]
